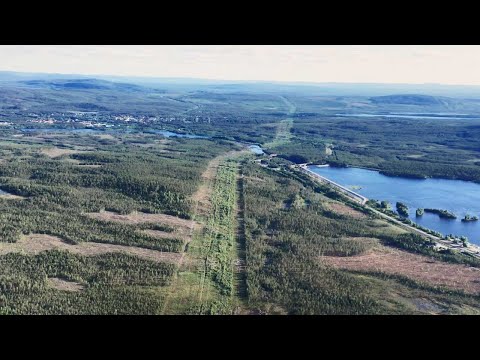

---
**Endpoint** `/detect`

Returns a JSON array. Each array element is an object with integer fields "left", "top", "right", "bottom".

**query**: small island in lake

[
  {"left": 461, "top": 214, "right": 479, "bottom": 222},
  {"left": 396, "top": 202, "right": 409, "bottom": 217},
  {"left": 416, "top": 208, "right": 424, "bottom": 216},
  {"left": 424, "top": 208, "right": 457, "bottom": 219}
]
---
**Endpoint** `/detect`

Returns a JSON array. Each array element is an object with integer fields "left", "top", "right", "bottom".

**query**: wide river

[{"left": 308, "top": 165, "right": 480, "bottom": 244}]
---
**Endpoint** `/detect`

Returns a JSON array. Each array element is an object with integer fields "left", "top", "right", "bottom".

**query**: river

[{"left": 308, "top": 165, "right": 480, "bottom": 244}]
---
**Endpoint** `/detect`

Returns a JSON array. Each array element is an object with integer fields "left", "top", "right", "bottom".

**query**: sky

[{"left": 0, "top": 45, "right": 479, "bottom": 85}]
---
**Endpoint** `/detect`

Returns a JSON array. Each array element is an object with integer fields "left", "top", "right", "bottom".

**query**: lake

[
  {"left": 20, "top": 128, "right": 209, "bottom": 138},
  {"left": 335, "top": 113, "right": 479, "bottom": 120},
  {"left": 149, "top": 130, "right": 209, "bottom": 139},
  {"left": 248, "top": 145, "right": 265, "bottom": 155},
  {"left": 308, "top": 165, "right": 480, "bottom": 244}
]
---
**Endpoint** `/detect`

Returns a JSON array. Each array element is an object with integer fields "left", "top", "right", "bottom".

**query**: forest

[
  {"left": 0, "top": 131, "right": 237, "bottom": 314},
  {"left": 1, "top": 75, "right": 480, "bottom": 314},
  {"left": 0, "top": 251, "right": 175, "bottom": 315},
  {"left": 282, "top": 115, "right": 480, "bottom": 182},
  {"left": 242, "top": 162, "right": 480, "bottom": 314}
]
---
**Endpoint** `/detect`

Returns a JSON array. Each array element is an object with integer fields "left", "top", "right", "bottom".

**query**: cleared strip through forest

[
  {"left": 160, "top": 150, "right": 247, "bottom": 314},
  {"left": 234, "top": 167, "right": 248, "bottom": 304},
  {"left": 264, "top": 96, "right": 296, "bottom": 149},
  {"left": 196, "top": 159, "right": 238, "bottom": 313}
]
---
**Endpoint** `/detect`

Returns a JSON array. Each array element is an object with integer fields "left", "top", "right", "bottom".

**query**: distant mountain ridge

[
  {"left": 3, "top": 70, "right": 480, "bottom": 97},
  {"left": 370, "top": 94, "right": 443, "bottom": 105},
  {"left": 18, "top": 78, "right": 147, "bottom": 92}
]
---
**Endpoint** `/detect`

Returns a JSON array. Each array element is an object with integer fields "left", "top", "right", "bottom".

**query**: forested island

[
  {"left": 462, "top": 214, "right": 479, "bottom": 222},
  {"left": 424, "top": 208, "right": 457, "bottom": 219},
  {"left": 396, "top": 202, "right": 409, "bottom": 217}
]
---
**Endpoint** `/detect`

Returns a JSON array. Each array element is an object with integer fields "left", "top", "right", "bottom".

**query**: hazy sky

[{"left": 0, "top": 45, "right": 479, "bottom": 85}]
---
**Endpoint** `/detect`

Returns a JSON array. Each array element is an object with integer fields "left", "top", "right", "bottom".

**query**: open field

[
  {"left": 0, "top": 193, "right": 25, "bottom": 200},
  {"left": 47, "top": 277, "right": 84, "bottom": 292},
  {"left": 0, "top": 234, "right": 182, "bottom": 264},
  {"left": 326, "top": 201, "right": 367, "bottom": 219},
  {"left": 86, "top": 211, "right": 200, "bottom": 233},
  {"left": 323, "top": 246, "right": 480, "bottom": 294},
  {"left": 40, "top": 147, "right": 85, "bottom": 158}
]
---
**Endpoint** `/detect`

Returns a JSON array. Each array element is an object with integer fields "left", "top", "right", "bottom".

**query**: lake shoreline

[
  {"left": 308, "top": 163, "right": 480, "bottom": 185},
  {"left": 308, "top": 165, "right": 480, "bottom": 244}
]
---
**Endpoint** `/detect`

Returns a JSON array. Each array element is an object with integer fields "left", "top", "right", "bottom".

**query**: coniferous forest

[{"left": 1, "top": 73, "right": 480, "bottom": 314}]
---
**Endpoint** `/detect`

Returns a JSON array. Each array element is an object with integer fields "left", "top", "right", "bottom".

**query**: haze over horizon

[{"left": 1, "top": 45, "right": 480, "bottom": 86}]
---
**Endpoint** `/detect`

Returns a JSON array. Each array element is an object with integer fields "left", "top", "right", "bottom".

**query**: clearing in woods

[
  {"left": 47, "top": 277, "right": 84, "bottom": 292},
  {"left": 0, "top": 193, "right": 25, "bottom": 200},
  {"left": 159, "top": 150, "right": 248, "bottom": 315},
  {"left": 40, "top": 147, "right": 85, "bottom": 158},
  {"left": 322, "top": 245, "right": 480, "bottom": 295},
  {"left": 0, "top": 234, "right": 182, "bottom": 264},
  {"left": 86, "top": 211, "right": 200, "bottom": 234},
  {"left": 86, "top": 211, "right": 198, "bottom": 244},
  {"left": 326, "top": 201, "right": 367, "bottom": 219}
]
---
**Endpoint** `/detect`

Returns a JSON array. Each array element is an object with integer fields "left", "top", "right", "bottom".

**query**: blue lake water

[
  {"left": 308, "top": 165, "right": 480, "bottom": 244},
  {"left": 335, "top": 113, "right": 479, "bottom": 120},
  {"left": 149, "top": 130, "right": 209, "bottom": 139},
  {"left": 20, "top": 128, "right": 209, "bottom": 138},
  {"left": 248, "top": 145, "right": 265, "bottom": 155}
]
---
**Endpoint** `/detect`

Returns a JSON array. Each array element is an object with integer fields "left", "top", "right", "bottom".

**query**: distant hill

[
  {"left": 18, "top": 78, "right": 148, "bottom": 93},
  {"left": 370, "top": 94, "right": 443, "bottom": 106},
  {"left": 5, "top": 70, "right": 480, "bottom": 97},
  {"left": 22, "top": 79, "right": 108, "bottom": 90}
]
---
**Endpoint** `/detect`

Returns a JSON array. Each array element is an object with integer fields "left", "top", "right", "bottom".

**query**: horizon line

[{"left": 1, "top": 69, "right": 480, "bottom": 88}]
